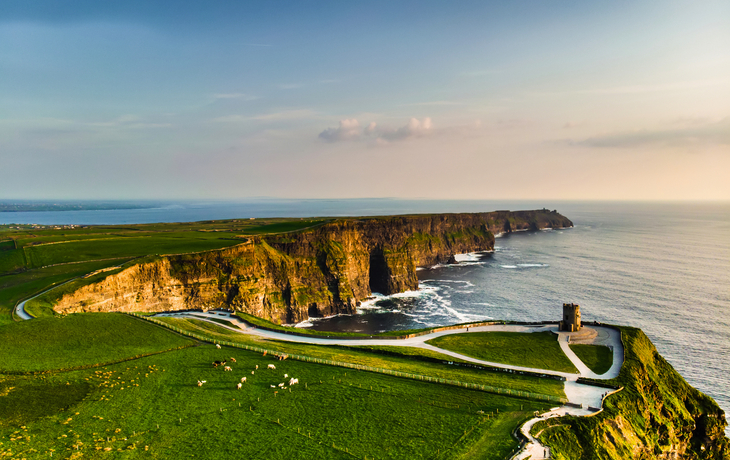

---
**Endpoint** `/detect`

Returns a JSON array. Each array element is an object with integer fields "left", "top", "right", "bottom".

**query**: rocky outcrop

[
  {"left": 533, "top": 327, "right": 730, "bottom": 459},
  {"left": 53, "top": 209, "right": 572, "bottom": 323}
]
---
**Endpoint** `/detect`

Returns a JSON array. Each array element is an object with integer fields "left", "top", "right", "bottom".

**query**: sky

[{"left": 1, "top": 0, "right": 729, "bottom": 201}]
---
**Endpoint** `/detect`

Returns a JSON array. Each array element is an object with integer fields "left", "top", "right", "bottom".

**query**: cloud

[
  {"left": 378, "top": 117, "right": 433, "bottom": 141},
  {"left": 318, "top": 119, "right": 361, "bottom": 142},
  {"left": 571, "top": 118, "right": 730, "bottom": 148},
  {"left": 212, "top": 93, "right": 257, "bottom": 101},
  {"left": 318, "top": 117, "right": 434, "bottom": 143},
  {"left": 214, "top": 109, "right": 317, "bottom": 123}
]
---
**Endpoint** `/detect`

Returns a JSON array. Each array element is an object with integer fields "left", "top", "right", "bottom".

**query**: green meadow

[
  {"left": 0, "top": 314, "right": 550, "bottom": 459},
  {"left": 426, "top": 331, "right": 579, "bottom": 374},
  {"left": 569, "top": 344, "right": 613, "bottom": 375}
]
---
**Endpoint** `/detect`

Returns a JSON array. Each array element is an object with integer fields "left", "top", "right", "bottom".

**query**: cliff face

[
  {"left": 533, "top": 327, "right": 730, "bottom": 460},
  {"left": 53, "top": 209, "right": 572, "bottom": 323}
]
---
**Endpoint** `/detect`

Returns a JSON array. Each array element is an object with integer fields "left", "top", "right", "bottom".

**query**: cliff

[
  {"left": 52, "top": 209, "right": 572, "bottom": 323},
  {"left": 532, "top": 327, "right": 730, "bottom": 459}
]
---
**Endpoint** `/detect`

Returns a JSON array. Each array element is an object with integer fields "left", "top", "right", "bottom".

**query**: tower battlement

[{"left": 560, "top": 303, "right": 581, "bottom": 332}]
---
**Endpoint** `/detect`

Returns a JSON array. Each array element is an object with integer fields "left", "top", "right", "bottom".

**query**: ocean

[{"left": 2, "top": 199, "right": 728, "bottom": 430}]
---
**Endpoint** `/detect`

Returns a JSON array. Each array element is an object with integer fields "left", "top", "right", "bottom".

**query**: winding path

[
  {"left": 16, "top": 292, "right": 622, "bottom": 460},
  {"left": 154, "top": 310, "right": 623, "bottom": 459}
]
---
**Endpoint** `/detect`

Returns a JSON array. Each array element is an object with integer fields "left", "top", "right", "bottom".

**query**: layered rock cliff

[{"left": 53, "top": 209, "right": 572, "bottom": 323}]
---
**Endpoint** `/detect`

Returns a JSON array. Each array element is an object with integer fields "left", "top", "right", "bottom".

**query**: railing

[{"left": 129, "top": 312, "right": 567, "bottom": 404}]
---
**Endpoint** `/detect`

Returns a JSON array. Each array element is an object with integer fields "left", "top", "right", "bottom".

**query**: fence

[{"left": 129, "top": 312, "right": 567, "bottom": 404}]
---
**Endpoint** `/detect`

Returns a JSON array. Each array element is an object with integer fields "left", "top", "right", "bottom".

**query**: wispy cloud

[
  {"left": 212, "top": 93, "right": 258, "bottom": 101},
  {"left": 213, "top": 109, "right": 318, "bottom": 123},
  {"left": 569, "top": 118, "right": 730, "bottom": 148},
  {"left": 460, "top": 69, "right": 501, "bottom": 77}
]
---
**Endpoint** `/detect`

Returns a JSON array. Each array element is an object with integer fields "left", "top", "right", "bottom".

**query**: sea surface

[{"left": 2, "top": 199, "right": 729, "bottom": 432}]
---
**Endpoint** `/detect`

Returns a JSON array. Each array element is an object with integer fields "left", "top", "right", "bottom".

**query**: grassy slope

[
  {"left": 569, "top": 344, "right": 613, "bottom": 375},
  {"left": 0, "top": 314, "right": 195, "bottom": 372},
  {"left": 426, "top": 331, "right": 578, "bottom": 374},
  {"left": 533, "top": 327, "right": 730, "bottom": 460},
  {"left": 0, "top": 260, "right": 128, "bottom": 326},
  {"left": 0, "top": 313, "right": 551, "bottom": 460},
  {"left": 155, "top": 317, "right": 565, "bottom": 398}
]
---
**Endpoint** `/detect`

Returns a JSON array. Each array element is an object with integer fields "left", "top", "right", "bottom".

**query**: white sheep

[
  {"left": 230, "top": 357, "right": 237, "bottom": 363},
  {"left": 224, "top": 366, "right": 232, "bottom": 372},
  {"left": 284, "top": 374, "right": 288, "bottom": 378},
  {"left": 240, "top": 377, "right": 247, "bottom": 383},
  {"left": 251, "top": 371, "right": 255, "bottom": 375},
  {"left": 278, "top": 382, "right": 284, "bottom": 387},
  {"left": 268, "top": 364, "right": 276, "bottom": 370},
  {"left": 236, "top": 383, "right": 242, "bottom": 390},
  {"left": 197, "top": 380, "right": 207, "bottom": 387},
  {"left": 270, "top": 385, "right": 276, "bottom": 388},
  {"left": 255, "top": 365, "right": 259, "bottom": 370},
  {"left": 288, "top": 378, "right": 298, "bottom": 386},
  {"left": 216, "top": 344, "right": 221, "bottom": 349}
]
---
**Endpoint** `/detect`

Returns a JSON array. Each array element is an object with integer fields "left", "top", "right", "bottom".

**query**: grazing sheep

[
  {"left": 251, "top": 371, "right": 255, "bottom": 375},
  {"left": 197, "top": 380, "right": 207, "bottom": 387},
  {"left": 278, "top": 382, "right": 285, "bottom": 387},
  {"left": 240, "top": 377, "right": 247, "bottom": 383},
  {"left": 268, "top": 364, "right": 276, "bottom": 370},
  {"left": 216, "top": 344, "right": 221, "bottom": 349},
  {"left": 270, "top": 385, "right": 276, "bottom": 388},
  {"left": 288, "top": 378, "right": 298, "bottom": 386},
  {"left": 255, "top": 365, "right": 258, "bottom": 370},
  {"left": 230, "top": 358, "right": 237, "bottom": 363},
  {"left": 224, "top": 366, "right": 232, "bottom": 372},
  {"left": 284, "top": 374, "right": 288, "bottom": 378},
  {"left": 213, "top": 360, "right": 227, "bottom": 368},
  {"left": 236, "top": 383, "right": 242, "bottom": 390}
]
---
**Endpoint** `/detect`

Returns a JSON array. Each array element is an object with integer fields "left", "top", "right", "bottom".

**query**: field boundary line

[
  {"left": 130, "top": 313, "right": 567, "bottom": 404},
  {"left": 0, "top": 342, "right": 198, "bottom": 375}
]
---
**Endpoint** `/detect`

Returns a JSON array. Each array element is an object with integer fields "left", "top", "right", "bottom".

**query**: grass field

[
  {"left": 0, "top": 314, "right": 551, "bottom": 459},
  {"left": 569, "top": 344, "right": 613, "bottom": 375},
  {"left": 0, "top": 314, "right": 196, "bottom": 373},
  {"left": 426, "top": 331, "right": 579, "bottom": 374},
  {"left": 0, "top": 218, "right": 329, "bottom": 276},
  {"left": 155, "top": 317, "right": 566, "bottom": 398}
]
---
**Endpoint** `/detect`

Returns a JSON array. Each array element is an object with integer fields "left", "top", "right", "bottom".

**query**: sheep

[
  {"left": 268, "top": 364, "right": 276, "bottom": 370},
  {"left": 213, "top": 360, "right": 227, "bottom": 368},
  {"left": 240, "top": 377, "right": 247, "bottom": 383},
  {"left": 224, "top": 366, "right": 232, "bottom": 372},
  {"left": 255, "top": 365, "right": 258, "bottom": 370},
  {"left": 251, "top": 371, "right": 255, "bottom": 375},
  {"left": 216, "top": 344, "right": 221, "bottom": 349},
  {"left": 284, "top": 374, "right": 288, "bottom": 378},
  {"left": 278, "top": 383, "right": 285, "bottom": 388},
  {"left": 197, "top": 380, "right": 207, "bottom": 387},
  {"left": 236, "top": 383, "right": 242, "bottom": 390},
  {"left": 230, "top": 357, "right": 237, "bottom": 363},
  {"left": 288, "top": 378, "right": 298, "bottom": 386},
  {"left": 270, "top": 385, "right": 276, "bottom": 388}
]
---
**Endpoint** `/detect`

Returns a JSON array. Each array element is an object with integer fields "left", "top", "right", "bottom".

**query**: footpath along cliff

[{"left": 53, "top": 209, "right": 572, "bottom": 323}]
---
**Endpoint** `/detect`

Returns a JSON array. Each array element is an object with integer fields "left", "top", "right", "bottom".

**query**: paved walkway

[{"left": 155, "top": 310, "right": 624, "bottom": 459}]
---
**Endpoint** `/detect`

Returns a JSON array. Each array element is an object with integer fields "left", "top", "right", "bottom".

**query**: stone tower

[{"left": 560, "top": 303, "right": 581, "bottom": 332}]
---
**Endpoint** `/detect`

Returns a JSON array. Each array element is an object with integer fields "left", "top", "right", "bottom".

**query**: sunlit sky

[{"left": 1, "top": 1, "right": 729, "bottom": 201}]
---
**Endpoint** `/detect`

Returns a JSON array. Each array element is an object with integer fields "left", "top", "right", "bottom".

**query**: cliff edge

[{"left": 52, "top": 209, "right": 572, "bottom": 323}]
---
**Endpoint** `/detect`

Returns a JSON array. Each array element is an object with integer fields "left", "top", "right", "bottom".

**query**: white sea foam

[
  {"left": 294, "top": 319, "right": 314, "bottom": 328},
  {"left": 517, "top": 263, "right": 549, "bottom": 268},
  {"left": 500, "top": 265, "right": 518, "bottom": 269}
]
